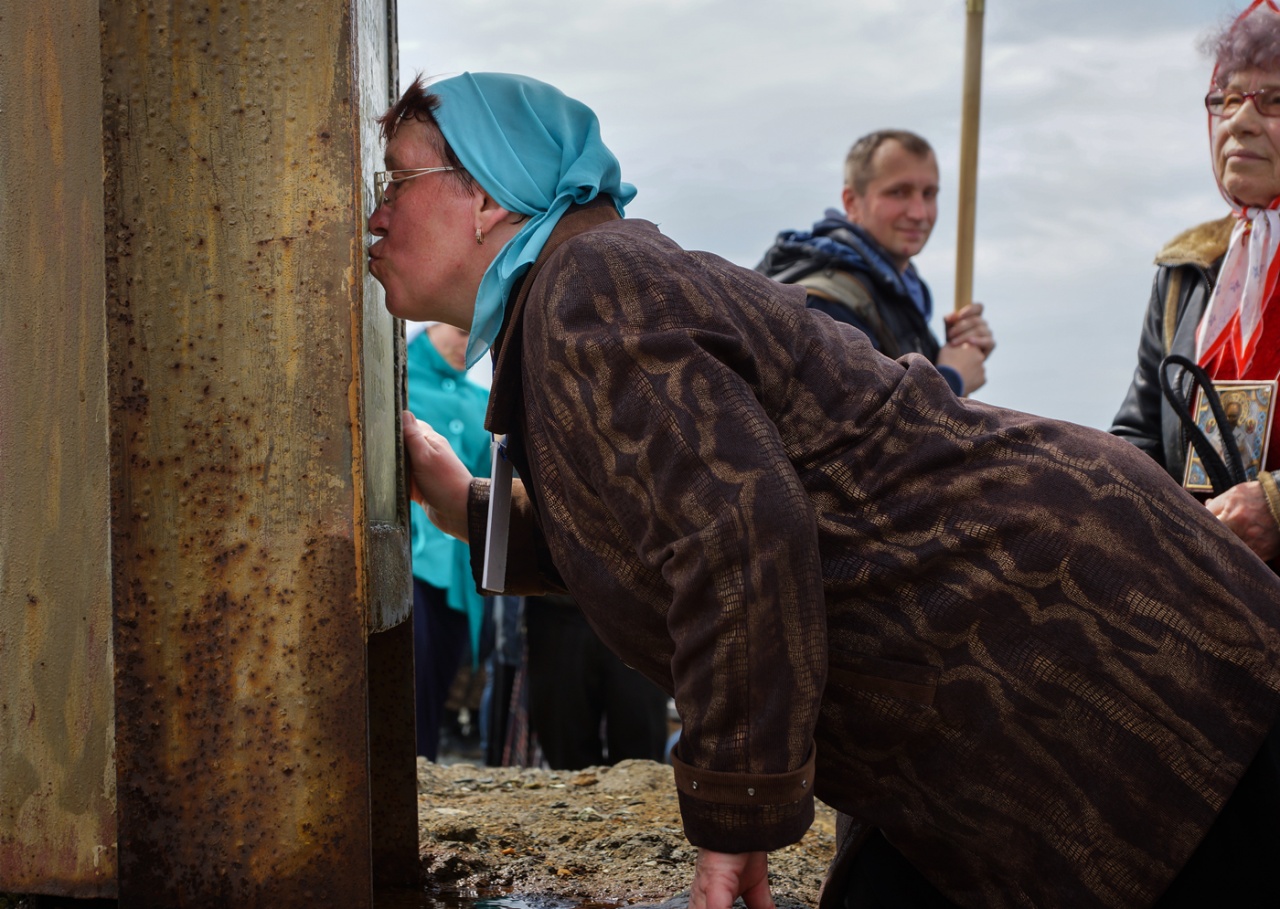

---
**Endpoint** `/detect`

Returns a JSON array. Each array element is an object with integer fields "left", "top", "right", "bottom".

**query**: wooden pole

[{"left": 955, "top": 0, "right": 985, "bottom": 312}]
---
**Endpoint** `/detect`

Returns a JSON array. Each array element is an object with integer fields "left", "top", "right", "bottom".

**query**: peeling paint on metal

[{"left": 356, "top": 0, "right": 412, "bottom": 634}]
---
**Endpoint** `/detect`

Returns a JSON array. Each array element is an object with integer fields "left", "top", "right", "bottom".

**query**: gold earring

[{"left": 475, "top": 228, "right": 484, "bottom": 245}]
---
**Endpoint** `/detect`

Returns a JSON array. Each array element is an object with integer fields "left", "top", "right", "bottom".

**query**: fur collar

[{"left": 1153, "top": 215, "right": 1235, "bottom": 269}]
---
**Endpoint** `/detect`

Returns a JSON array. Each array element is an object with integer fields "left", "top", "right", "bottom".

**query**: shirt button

[
  {"left": 441, "top": 378, "right": 456, "bottom": 392},
  {"left": 449, "top": 419, "right": 465, "bottom": 434}
]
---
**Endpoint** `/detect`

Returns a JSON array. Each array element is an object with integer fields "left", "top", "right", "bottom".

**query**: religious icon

[{"left": 1184, "top": 379, "right": 1277, "bottom": 493}]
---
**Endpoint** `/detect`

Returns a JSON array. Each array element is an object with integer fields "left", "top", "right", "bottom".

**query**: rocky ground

[
  {"left": 415, "top": 758, "right": 837, "bottom": 907},
  {"left": 1, "top": 759, "right": 836, "bottom": 909}
]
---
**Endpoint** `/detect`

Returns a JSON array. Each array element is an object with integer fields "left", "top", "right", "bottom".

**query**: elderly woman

[
  {"left": 1114, "top": 0, "right": 1280, "bottom": 566},
  {"left": 373, "top": 74, "right": 1280, "bottom": 907}
]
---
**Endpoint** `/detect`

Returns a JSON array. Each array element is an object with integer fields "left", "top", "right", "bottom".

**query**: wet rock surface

[{"left": 417, "top": 758, "right": 836, "bottom": 906}]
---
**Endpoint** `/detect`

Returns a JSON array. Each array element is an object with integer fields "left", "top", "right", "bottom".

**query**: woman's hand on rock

[{"left": 689, "top": 849, "right": 775, "bottom": 909}]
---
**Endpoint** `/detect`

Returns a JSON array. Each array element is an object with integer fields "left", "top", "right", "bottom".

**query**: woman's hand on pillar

[{"left": 402, "top": 410, "right": 474, "bottom": 541}]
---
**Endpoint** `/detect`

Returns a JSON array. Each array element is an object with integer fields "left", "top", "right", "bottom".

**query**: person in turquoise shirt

[{"left": 407, "top": 322, "right": 491, "bottom": 760}]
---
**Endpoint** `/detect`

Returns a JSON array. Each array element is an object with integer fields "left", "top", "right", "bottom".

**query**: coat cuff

[
  {"left": 467, "top": 478, "right": 567, "bottom": 596},
  {"left": 1259, "top": 471, "right": 1280, "bottom": 532},
  {"left": 467, "top": 477, "right": 491, "bottom": 571},
  {"left": 670, "top": 745, "right": 816, "bottom": 853}
]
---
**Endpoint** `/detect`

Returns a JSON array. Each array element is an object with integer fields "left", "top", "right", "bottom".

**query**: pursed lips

[
  {"left": 367, "top": 243, "right": 384, "bottom": 277},
  {"left": 1225, "top": 145, "right": 1268, "bottom": 162}
]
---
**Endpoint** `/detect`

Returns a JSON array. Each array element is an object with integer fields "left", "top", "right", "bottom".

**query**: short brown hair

[
  {"left": 1205, "top": 6, "right": 1280, "bottom": 87},
  {"left": 377, "top": 75, "right": 479, "bottom": 194},
  {"left": 843, "top": 130, "right": 935, "bottom": 195}
]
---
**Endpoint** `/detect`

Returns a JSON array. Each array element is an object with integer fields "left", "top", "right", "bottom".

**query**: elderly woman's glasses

[
  {"left": 1205, "top": 88, "right": 1280, "bottom": 119},
  {"left": 374, "top": 167, "right": 456, "bottom": 206}
]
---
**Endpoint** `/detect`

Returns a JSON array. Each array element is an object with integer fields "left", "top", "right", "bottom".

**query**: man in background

[{"left": 758, "top": 129, "right": 995, "bottom": 396}]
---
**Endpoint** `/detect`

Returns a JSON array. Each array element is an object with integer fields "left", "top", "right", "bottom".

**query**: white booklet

[{"left": 481, "top": 434, "right": 512, "bottom": 592}]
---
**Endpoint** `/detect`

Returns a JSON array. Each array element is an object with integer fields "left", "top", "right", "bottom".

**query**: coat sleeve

[
  {"left": 1110, "top": 266, "right": 1173, "bottom": 468},
  {"left": 530, "top": 238, "right": 826, "bottom": 853}
]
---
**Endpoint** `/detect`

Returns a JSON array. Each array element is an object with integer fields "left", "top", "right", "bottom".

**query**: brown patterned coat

[{"left": 467, "top": 200, "right": 1280, "bottom": 908}]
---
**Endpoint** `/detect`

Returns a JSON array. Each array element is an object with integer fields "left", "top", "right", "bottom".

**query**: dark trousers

[
  {"left": 525, "top": 596, "right": 669, "bottom": 771},
  {"left": 483, "top": 655, "right": 518, "bottom": 766},
  {"left": 412, "top": 579, "right": 470, "bottom": 761},
  {"left": 843, "top": 721, "right": 1280, "bottom": 907}
]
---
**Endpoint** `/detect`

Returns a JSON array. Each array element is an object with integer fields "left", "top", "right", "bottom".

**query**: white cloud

[{"left": 395, "top": 0, "right": 1247, "bottom": 428}]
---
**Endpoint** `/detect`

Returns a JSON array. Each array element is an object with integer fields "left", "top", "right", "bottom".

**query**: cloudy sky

[{"left": 396, "top": 0, "right": 1244, "bottom": 429}]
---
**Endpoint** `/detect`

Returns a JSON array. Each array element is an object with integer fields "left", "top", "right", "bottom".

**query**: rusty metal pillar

[
  {"left": 0, "top": 0, "right": 119, "bottom": 898},
  {"left": 98, "top": 0, "right": 411, "bottom": 906}
]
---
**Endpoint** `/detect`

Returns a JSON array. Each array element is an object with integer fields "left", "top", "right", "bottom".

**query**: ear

[
  {"left": 473, "top": 191, "right": 517, "bottom": 237},
  {"left": 841, "top": 185, "right": 862, "bottom": 224}
]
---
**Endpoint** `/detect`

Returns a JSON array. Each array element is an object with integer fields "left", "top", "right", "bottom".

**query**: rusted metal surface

[
  {"left": 99, "top": 1, "right": 400, "bottom": 905},
  {"left": 359, "top": 0, "right": 413, "bottom": 635},
  {"left": 0, "top": 0, "right": 119, "bottom": 897}
]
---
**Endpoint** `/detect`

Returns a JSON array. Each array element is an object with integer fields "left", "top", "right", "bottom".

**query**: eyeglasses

[
  {"left": 373, "top": 166, "right": 456, "bottom": 206},
  {"left": 1205, "top": 88, "right": 1280, "bottom": 119}
]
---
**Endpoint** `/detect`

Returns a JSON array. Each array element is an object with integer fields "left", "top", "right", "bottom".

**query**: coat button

[
  {"left": 449, "top": 419, "right": 465, "bottom": 434},
  {"left": 691, "top": 781, "right": 698, "bottom": 790},
  {"left": 441, "top": 378, "right": 456, "bottom": 391},
  {"left": 747, "top": 788, "right": 755, "bottom": 797}
]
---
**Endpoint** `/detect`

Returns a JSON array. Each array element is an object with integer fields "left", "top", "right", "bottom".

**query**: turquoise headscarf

[{"left": 430, "top": 72, "right": 637, "bottom": 366}]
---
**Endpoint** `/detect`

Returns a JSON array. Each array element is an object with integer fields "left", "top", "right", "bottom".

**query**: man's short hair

[
  {"left": 376, "top": 74, "right": 479, "bottom": 195},
  {"left": 843, "top": 130, "right": 935, "bottom": 195},
  {"left": 1205, "top": 6, "right": 1280, "bottom": 87}
]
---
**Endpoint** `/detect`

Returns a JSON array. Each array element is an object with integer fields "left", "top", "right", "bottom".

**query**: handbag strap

[{"left": 1159, "top": 353, "right": 1249, "bottom": 494}]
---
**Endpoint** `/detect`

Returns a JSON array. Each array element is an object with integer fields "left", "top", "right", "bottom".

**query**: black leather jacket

[{"left": 1110, "top": 216, "right": 1233, "bottom": 482}]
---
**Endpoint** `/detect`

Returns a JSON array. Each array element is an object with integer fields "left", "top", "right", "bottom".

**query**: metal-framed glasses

[
  {"left": 374, "top": 166, "right": 456, "bottom": 206},
  {"left": 1205, "top": 88, "right": 1280, "bottom": 119}
]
